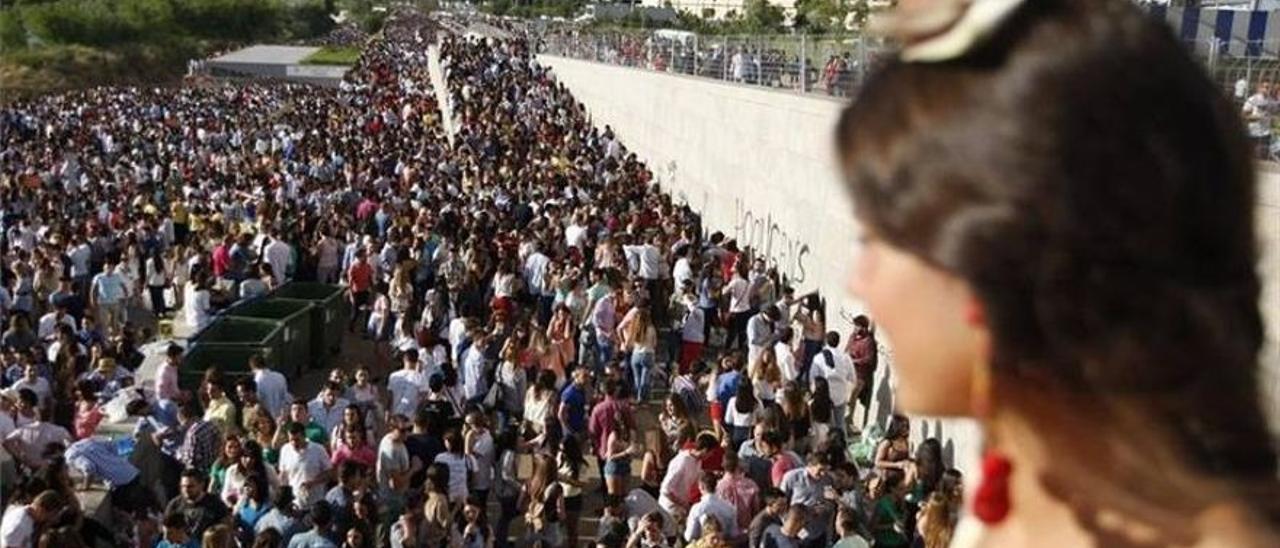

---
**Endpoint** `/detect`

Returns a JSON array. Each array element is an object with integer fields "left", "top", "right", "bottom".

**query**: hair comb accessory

[{"left": 872, "top": 0, "right": 1028, "bottom": 63}]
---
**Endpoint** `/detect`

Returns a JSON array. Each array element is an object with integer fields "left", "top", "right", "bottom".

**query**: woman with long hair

[
  {"left": 748, "top": 348, "right": 781, "bottom": 406},
  {"left": 545, "top": 303, "right": 575, "bottom": 383},
  {"left": 493, "top": 428, "right": 523, "bottom": 548},
  {"left": 657, "top": 393, "right": 695, "bottom": 455},
  {"left": 837, "top": 0, "right": 1280, "bottom": 544},
  {"left": 457, "top": 494, "right": 494, "bottom": 548},
  {"left": 209, "top": 435, "right": 243, "bottom": 497},
  {"left": 621, "top": 307, "right": 657, "bottom": 401},
  {"left": 557, "top": 436, "right": 589, "bottom": 548},
  {"left": 808, "top": 377, "right": 835, "bottom": 449},
  {"left": 778, "top": 381, "right": 811, "bottom": 452},
  {"left": 146, "top": 249, "right": 170, "bottom": 318},
  {"left": 232, "top": 474, "right": 272, "bottom": 543},
  {"left": 221, "top": 439, "right": 277, "bottom": 506},
  {"left": 874, "top": 414, "right": 912, "bottom": 477},
  {"left": 522, "top": 369, "right": 558, "bottom": 440},
  {"left": 724, "top": 377, "right": 759, "bottom": 449},
  {"left": 422, "top": 463, "right": 457, "bottom": 548},
  {"left": 521, "top": 453, "right": 566, "bottom": 547},
  {"left": 245, "top": 408, "right": 279, "bottom": 466},
  {"left": 603, "top": 412, "right": 636, "bottom": 496},
  {"left": 795, "top": 293, "right": 825, "bottom": 373}
]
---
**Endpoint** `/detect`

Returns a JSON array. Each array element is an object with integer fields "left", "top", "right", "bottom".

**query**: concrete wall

[{"left": 538, "top": 54, "right": 1280, "bottom": 474}]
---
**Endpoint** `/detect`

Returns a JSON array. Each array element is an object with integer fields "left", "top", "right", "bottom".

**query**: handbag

[{"left": 482, "top": 381, "right": 502, "bottom": 411}]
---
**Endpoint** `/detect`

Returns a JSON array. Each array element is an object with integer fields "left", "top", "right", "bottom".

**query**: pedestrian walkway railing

[{"left": 535, "top": 30, "right": 893, "bottom": 99}]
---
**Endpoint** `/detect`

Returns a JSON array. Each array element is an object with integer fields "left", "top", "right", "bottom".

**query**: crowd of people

[{"left": 0, "top": 8, "right": 964, "bottom": 548}]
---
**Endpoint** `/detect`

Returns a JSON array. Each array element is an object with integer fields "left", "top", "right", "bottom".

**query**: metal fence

[
  {"left": 537, "top": 30, "right": 893, "bottom": 99},
  {"left": 1183, "top": 38, "right": 1280, "bottom": 99}
]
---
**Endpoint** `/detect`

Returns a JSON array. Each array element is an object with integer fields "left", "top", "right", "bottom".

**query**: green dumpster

[
  {"left": 192, "top": 316, "right": 285, "bottom": 352},
  {"left": 270, "top": 282, "right": 349, "bottom": 369},
  {"left": 180, "top": 344, "right": 281, "bottom": 391},
  {"left": 224, "top": 298, "right": 314, "bottom": 377}
]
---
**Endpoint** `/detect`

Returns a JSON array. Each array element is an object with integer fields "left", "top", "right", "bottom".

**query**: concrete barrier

[{"left": 539, "top": 54, "right": 1280, "bottom": 473}]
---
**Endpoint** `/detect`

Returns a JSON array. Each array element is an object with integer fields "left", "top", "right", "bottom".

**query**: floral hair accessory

[{"left": 873, "top": 0, "right": 1028, "bottom": 63}]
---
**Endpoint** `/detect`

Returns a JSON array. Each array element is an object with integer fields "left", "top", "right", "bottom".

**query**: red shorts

[
  {"left": 678, "top": 341, "right": 704, "bottom": 374},
  {"left": 710, "top": 400, "right": 724, "bottom": 423}
]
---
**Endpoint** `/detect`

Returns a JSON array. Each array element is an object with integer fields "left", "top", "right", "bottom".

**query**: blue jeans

[
  {"left": 631, "top": 350, "right": 654, "bottom": 401},
  {"left": 596, "top": 333, "right": 616, "bottom": 368}
]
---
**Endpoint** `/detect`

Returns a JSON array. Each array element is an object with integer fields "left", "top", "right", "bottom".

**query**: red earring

[{"left": 973, "top": 449, "right": 1013, "bottom": 524}]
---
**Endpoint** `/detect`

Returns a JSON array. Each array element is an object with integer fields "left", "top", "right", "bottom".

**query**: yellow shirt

[{"left": 204, "top": 396, "right": 238, "bottom": 435}]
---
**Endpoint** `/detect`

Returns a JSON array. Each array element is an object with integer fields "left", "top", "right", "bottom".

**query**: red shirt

[
  {"left": 348, "top": 261, "right": 374, "bottom": 293},
  {"left": 211, "top": 245, "right": 230, "bottom": 278},
  {"left": 588, "top": 397, "right": 634, "bottom": 460}
]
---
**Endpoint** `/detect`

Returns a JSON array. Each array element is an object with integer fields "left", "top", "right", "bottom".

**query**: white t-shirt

[
  {"left": 468, "top": 430, "right": 495, "bottom": 491},
  {"left": 725, "top": 397, "right": 757, "bottom": 428},
  {"left": 254, "top": 369, "right": 291, "bottom": 419},
  {"left": 184, "top": 285, "right": 211, "bottom": 330},
  {"left": 264, "top": 240, "right": 291, "bottom": 285},
  {"left": 432, "top": 451, "right": 469, "bottom": 502},
  {"left": 811, "top": 348, "right": 856, "bottom": 407},
  {"left": 0, "top": 505, "right": 33, "bottom": 548},
  {"left": 278, "top": 441, "right": 331, "bottom": 507},
  {"left": 775, "top": 341, "right": 799, "bottom": 383},
  {"left": 1245, "top": 93, "right": 1274, "bottom": 137},
  {"left": 376, "top": 434, "right": 409, "bottom": 495},
  {"left": 387, "top": 368, "right": 426, "bottom": 418},
  {"left": 565, "top": 224, "right": 588, "bottom": 249},
  {"left": 726, "top": 277, "right": 751, "bottom": 313}
]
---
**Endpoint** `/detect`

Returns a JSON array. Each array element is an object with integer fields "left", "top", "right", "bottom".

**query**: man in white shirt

[
  {"left": 775, "top": 328, "right": 799, "bottom": 383},
  {"left": 67, "top": 236, "right": 92, "bottom": 298},
  {"left": 1, "top": 490, "right": 62, "bottom": 548},
  {"left": 89, "top": 257, "right": 129, "bottom": 334},
  {"left": 523, "top": 244, "right": 550, "bottom": 296},
  {"left": 678, "top": 291, "right": 706, "bottom": 374},
  {"left": 37, "top": 305, "right": 77, "bottom": 342},
  {"left": 251, "top": 354, "right": 291, "bottom": 419},
  {"left": 1244, "top": 81, "right": 1274, "bottom": 158},
  {"left": 622, "top": 234, "right": 663, "bottom": 282},
  {"left": 659, "top": 434, "right": 716, "bottom": 522},
  {"left": 460, "top": 331, "right": 489, "bottom": 407},
  {"left": 684, "top": 473, "right": 740, "bottom": 543},
  {"left": 564, "top": 213, "right": 589, "bottom": 249},
  {"left": 745, "top": 305, "right": 781, "bottom": 366},
  {"left": 278, "top": 422, "right": 332, "bottom": 507},
  {"left": 263, "top": 234, "right": 292, "bottom": 286},
  {"left": 810, "top": 331, "right": 855, "bottom": 436},
  {"left": 387, "top": 349, "right": 427, "bottom": 418},
  {"left": 376, "top": 416, "right": 411, "bottom": 509},
  {"left": 724, "top": 267, "right": 752, "bottom": 350},
  {"left": 3, "top": 409, "right": 72, "bottom": 470}
]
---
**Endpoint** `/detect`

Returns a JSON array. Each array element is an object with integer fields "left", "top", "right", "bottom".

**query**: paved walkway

[{"left": 427, "top": 43, "right": 458, "bottom": 144}]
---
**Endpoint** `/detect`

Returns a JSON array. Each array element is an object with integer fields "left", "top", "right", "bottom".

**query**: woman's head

[
  {"left": 837, "top": 0, "right": 1276, "bottom": 530},
  {"left": 664, "top": 393, "right": 689, "bottom": 420},
  {"left": 343, "top": 405, "right": 362, "bottom": 426},
  {"left": 243, "top": 473, "right": 268, "bottom": 504},
  {"left": 425, "top": 462, "right": 450, "bottom": 494},
  {"left": 221, "top": 435, "right": 242, "bottom": 461}
]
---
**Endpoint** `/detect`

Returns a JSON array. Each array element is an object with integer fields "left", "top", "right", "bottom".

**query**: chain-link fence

[
  {"left": 1182, "top": 38, "right": 1280, "bottom": 99},
  {"left": 537, "top": 30, "right": 894, "bottom": 99}
]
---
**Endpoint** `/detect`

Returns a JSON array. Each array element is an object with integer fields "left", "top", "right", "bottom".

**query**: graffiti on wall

[{"left": 732, "top": 197, "right": 810, "bottom": 285}]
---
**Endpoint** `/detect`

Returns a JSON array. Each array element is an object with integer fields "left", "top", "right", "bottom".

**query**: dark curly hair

[{"left": 837, "top": 0, "right": 1278, "bottom": 539}]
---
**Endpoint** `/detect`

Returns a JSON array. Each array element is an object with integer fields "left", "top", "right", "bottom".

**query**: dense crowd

[{"left": 0, "top": 9, "right": 963, "bottom": 548}]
